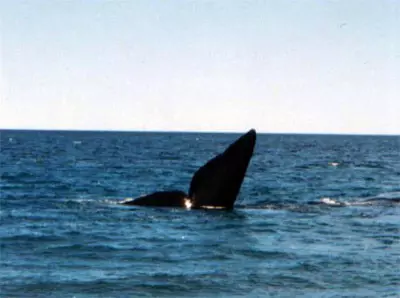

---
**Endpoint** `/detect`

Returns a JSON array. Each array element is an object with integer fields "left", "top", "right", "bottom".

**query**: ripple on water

[{"left": 1, "top": 131, "right": 399, "bottom": 297}]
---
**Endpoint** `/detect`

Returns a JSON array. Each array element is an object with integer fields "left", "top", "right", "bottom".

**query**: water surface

[{"left": 1, "top": 130, "right": 399, "bottom": 297}]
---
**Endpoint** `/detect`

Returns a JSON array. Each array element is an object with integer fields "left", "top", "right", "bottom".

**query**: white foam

[
  {"left": 120, "top": 198, "right": 134, "bottom": 204},
  {"left": 376, "top": 191, "right": 400, "bottom": 199},
  {"left": 200, "top": 205, "right": 226, "bottom": 210},
  {"left": 320, "top": 197, "right": 334, "bottom": 204},
  {"left": 184, "top": 199, "right": 193, "bottom": 209},
  {"left": 104, "top": 199, "right": 125, "bottom": 205},
  {"left": 320, "top": 197, "right": 345, "bottom": 206}
]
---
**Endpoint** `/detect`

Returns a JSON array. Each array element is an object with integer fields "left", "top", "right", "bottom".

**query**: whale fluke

[
  {"left": 189, "top": 129, "right": 256, "bottom": 209},
  {"left": 121, "top": 129, "right": 257, "bottom": 210}
]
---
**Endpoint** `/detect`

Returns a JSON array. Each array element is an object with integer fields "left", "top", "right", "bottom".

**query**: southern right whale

[
  {"left": 121, "top": 129, "right": 257, "bottom": 210},
  {"left": 120, "top": 128, "right": 399, "bottom": 211}
]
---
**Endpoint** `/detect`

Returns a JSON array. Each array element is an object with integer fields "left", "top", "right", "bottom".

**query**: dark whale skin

[{"left": 121, "top": 129, "right": 256, "bottom": 210}]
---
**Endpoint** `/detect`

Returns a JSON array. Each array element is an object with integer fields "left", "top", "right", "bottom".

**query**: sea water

[{"left": 1, "top": 130, "right": 399, "bottom": 297}]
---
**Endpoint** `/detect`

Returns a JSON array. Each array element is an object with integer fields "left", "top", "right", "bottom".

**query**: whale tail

[
  {"left": 122, "top": 129, "right": 257, "bottom": 210},
  {"left": 189, "top": 129, "right": 256, "bottom": 209}
]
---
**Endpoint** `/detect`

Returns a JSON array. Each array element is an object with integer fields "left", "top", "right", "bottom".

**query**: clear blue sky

[{"left": 1, "top": 1, "right": 399, "bottom": 134}]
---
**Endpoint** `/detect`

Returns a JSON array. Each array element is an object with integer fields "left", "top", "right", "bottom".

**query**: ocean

[{"left": 1, "top": 130, "right": 399, "bottom": 297}]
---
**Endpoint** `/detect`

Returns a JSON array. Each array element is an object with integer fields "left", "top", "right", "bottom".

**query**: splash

[
  {"left": 184, "top": 198, "right": 193, "bottom": 209},
  {"left": 319, "top": 197, "right": 349, "bottom": 206}
]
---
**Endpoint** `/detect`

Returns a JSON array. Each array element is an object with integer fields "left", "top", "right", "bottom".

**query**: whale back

[
  {"left": 189, "top": 129, "right": 256, "bottom": 209},
  {"left": 121, "top": 190, "right": 187, "bottom": 207}
]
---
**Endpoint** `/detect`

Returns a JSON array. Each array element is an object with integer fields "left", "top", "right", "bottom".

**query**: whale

[{"left": 121, "top": 129, "right": 257, "bottom": 210}]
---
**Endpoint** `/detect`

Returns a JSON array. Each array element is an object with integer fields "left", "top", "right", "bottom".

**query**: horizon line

[{"left": 1, "top": 127, "right": 399, "bottom": 137}]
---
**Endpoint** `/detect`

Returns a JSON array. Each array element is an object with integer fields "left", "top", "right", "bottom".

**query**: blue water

[{"left": 1, "top": 130, "right": 399, "bottom": 297}]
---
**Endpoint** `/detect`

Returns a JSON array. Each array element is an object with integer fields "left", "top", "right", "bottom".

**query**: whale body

[{"left": 121, "top": 129, "right": 257, "bottom": 210}]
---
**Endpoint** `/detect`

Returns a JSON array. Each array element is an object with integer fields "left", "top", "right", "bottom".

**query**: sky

[{"left": 0, "top": 1, "right": 399, "bottom": 134}]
